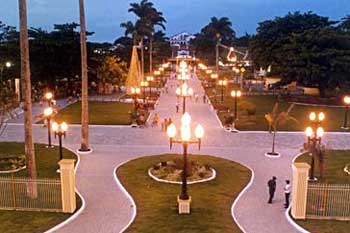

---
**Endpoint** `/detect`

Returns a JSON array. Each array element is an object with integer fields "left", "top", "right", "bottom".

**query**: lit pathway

[{"left": 1, "top": 74, "right": 350, "bottom": 233}]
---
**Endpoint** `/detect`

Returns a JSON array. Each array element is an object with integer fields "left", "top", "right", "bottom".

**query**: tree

[
  {"left": 265, "top": 103, "right": 297, "bottom": 156},
  {"left": 249, "top": 12, "right": 350, "bottom": 97},
  {"left": 79, "top": 0, "right": 90, "bottom": 152},
  {"left": 0, "top": 88, "right": 18, "bottom": 136},
  {"left": 19, "top": 0, "right": 37, "bottom": 197},
  {"left": 96, "top": 56, "right": 127, "bottom": 93},
  {"left": 191, "top": 17, "right": 235, "bottom": 65},
  {"left": 339, "top": 15, "right": 350, "bottom": 32}
]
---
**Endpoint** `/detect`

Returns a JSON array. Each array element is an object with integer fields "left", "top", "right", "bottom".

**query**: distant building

[{"left": 169, "top": 32, "right": 195, "bottom": 57}]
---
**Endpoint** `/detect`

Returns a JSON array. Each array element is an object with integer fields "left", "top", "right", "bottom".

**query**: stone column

[
  {"left": 59, "top": 159, "right": 76, "bottom": 213},
  {"left": 291, "top": 162, "right": 310, "bottom": 219}
]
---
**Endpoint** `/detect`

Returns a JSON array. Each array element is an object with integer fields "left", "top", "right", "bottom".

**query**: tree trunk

[
  {"left": 141, "top": 37, "right": 144, "bottom": 81},
  {"left": 149, "top": 36, "right": 153, "bottom": 74},
  {"left": 79, "top": 0, "right": 90, "bottom": 151},
  {"left": 272, "top": 130, "right": 276, "bottom": 154},
  {"left": 19, "top": 0, "right": 37, "bottom": 198}
]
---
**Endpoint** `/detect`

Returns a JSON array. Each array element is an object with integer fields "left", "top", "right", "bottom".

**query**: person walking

[
  {"left": 284, "top": 180, "right": 291, "bottom": 208},
  {"left": 267, "top": 176, "right": 277, "bottom": 204},
  {"left": 176, "top": 102, "right": 179, "bottom": 113}
]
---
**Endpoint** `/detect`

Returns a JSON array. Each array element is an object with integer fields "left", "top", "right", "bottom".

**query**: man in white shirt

[{"left": 284, "top": 180, "right": 291, "bottom": 208}]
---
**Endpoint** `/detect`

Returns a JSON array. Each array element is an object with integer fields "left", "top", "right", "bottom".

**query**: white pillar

[
  {"left": 291, "top": 162, "right": 310, "bottom": 219},
  {"left": 59, "top": 159, "right": 76, "bottom": 213}
]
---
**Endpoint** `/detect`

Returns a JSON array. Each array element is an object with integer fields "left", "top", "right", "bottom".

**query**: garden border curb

[
  {"left": 113, "top": 160, "right": 137, "bottom": 233},
  {"left": 148, "top": 167, "right": 216, "bottom": 184},
  {"left": 45, "top": 146, "right": 86, "bottom": 233},
  {"left": 230, "top": 162, "right": 255, "bottom": 233}
]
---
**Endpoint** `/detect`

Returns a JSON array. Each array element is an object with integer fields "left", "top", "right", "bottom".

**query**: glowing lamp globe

[
  {"left": 167, "top": 123, "right": 177, "bottom": 138},
  {"left": 195, "top": 124, "right": 204, "bottom": 139},
  {"left": 44, "top": 107, "right": 53, "bottom": 117},
  {"left": 316, "top": 127, "right": 324, "bottom": 138},
  {"left": 305, "top": 127, "right": 313, "bottom": 137},
  {"left": 181, "top": 112, "right": 191, "bottom": 126},
  {"left": 309, "top": 112, "right": 316, "bottom": 121}
]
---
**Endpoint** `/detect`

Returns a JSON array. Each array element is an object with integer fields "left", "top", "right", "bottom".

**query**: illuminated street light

[
  {"left": 52, "top": 122, "right": 68, "bottom": 168},
  {"left": 45, "top": 92, "right": 53, "bottom": 106},
  {"left": 342, "top": 95, "right": 350, "bottom": 129},
  {"left": 231, "top": 90, "right": 242, "bottom": 120},
  {"left": 0, "top": 61, "right": 12, "bottom": 89},
  {"left": 176, "top": 83, "right": 194, "bottom": 113},
  {"left": 146, "top": 76, "right": 154, "bottom": 96},
  {"left": 44, "top": 107, "right": 54, "bottom": 148},
  {"left": 217, "top": 79, "right": 228, "bottom": 102},
  {"left": 167, "top": 113, "right": 204, "bottom": 214},
  {"left": 306, "top": 112, "right": 325, "bottom": 180}
]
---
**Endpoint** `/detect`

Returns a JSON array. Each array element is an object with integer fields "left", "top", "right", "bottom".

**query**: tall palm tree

[
  {"left": 128, "top": 0, "right": 154, "bottom": 79},
  {"left": 79, "top": 0, "right": 90, "bottom": 152},
  {"left": 202, "top": 17, "right": 235, "bottom": 42},
  {"left": 148, "top": 9, "right": 166, "bottom": 73},
  {"left": 120, "top": 21, "right": 138, "bottom": 45},
  {"left": 18, "top": 0, "right": 37, "bottom": 197}
]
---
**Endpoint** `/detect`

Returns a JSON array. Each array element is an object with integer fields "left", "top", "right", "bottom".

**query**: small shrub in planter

[
  {"left": 161, "top": 161, "right": 167, "bottom": 167},
  {"left": 153, "top": 164, "right": 161, "bottom": 170}
]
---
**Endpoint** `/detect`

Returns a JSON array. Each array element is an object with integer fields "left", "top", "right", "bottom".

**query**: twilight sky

[{"left": 1, "top": 0, "right": 349, "bottom": 42}]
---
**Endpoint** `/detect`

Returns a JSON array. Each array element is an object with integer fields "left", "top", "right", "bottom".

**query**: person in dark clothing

[{"left": 267, "top": 176, "right": 277, "bottom": 203}]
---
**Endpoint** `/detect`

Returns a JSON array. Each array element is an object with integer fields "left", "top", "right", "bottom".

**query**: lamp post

[
  {"left": 0, "top": 61, "right": 12, "bottom": 89},
  {"left": 176, "top": 82, "right": 193, "bottom": 114},
  {"left": 52, "top": 122, "right": 68, "bottom": 170},
  {"left": 217, "top": 79, "right": 228, "bottom": 102},
  {"left": 45, "top": 92, "right": 53, "bottom": 106},
  {"left": 240, "top": 67, "right": 246, "bottom": 89},
  {"left": 44, "top": 107, "right": 54, "bottom": 148},
  {"left": 146, "top": 76, "right": 154, "bottom": 96},
  {"left": 231, "top": 90, "right": 242, "bottom": 120},
  {"left": 342, "top": 96, "right": 350, "bottom": 129},
  {"left": 167, "top": 113, "right": 204, "bottom": 213},
  {"left": 130, "top": 87, "right": 141, "bottom": 112},
  {"left": 307, "top": 112, "right": 325, "bottom": 180},
  {"left": 140, "top": 81, "right": 148, "bottom": 104}
]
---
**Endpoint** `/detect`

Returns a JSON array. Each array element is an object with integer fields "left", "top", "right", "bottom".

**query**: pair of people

[{"left": 267, "top": 176, "right": 291, "bottom": 208}]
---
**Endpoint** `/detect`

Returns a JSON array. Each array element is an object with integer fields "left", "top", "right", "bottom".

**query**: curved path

[{"left": 1, "top": 74, "right": 350, "bottom": 233}]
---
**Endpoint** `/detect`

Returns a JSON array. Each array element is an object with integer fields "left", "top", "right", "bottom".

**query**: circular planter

[
  {"left": 264, "top": 152, "right": 281, "bottom": 158},
  {"left": 76, "top": 148, "right": 93, "bottom": 155},
  {"left": 148, "top": 167, "right": 216, "bottom": 185}
]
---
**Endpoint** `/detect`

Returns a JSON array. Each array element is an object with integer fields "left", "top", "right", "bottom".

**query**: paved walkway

[{"left": 1, "top": 74, "right": 350, "bottom": 233}]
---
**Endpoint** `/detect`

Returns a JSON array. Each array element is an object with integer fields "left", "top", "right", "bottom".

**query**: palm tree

[
  {"left": 120, "top": 21, "right": 138, "bottom": 45},
  {"left": 148, "top": 9, "right": 166, "bottom": 73},
  {"left": 128, "top": 0, "right": 155, "bottom": 79},
  {"left": 265, "top": 103, "right": 297, "bottom": 156},
  {"left": 202, "top": 17, "right": 235, "bottom": 42},
  {"left": 79, "top": 0, "right": 90, "bottom": 152},
  {"left": 19, "top": 0, "right": 37, "bottom": 197}
]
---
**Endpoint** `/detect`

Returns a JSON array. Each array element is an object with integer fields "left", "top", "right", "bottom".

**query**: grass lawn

[
  {"left": 53, "top": 101, "right": 136, "bottom": 125},
  {"left": 117, "top": 154, "right": 251, "bottom": 233},
  {"left": 0, "top": 142, "right": 77, "bottom": 178},
  {"left": 295, "top": 150, "right": 350, "bottom": 184},
  {"left": 293, "top": 151, "right": 350, "bottom": 233},
  {"left": 0, "top": 142, "right": 82, "bottom": 233},
  {"left": 206, "top": 92, "right": 347, "bottom": 131}
]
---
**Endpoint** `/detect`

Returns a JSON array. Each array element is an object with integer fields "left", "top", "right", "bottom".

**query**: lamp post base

[
  {"left": 177, "top": 196, "right": 191, "bottom": 214},
  {"left": 341, "top": 126, "right": 349, "bottom": 130}
]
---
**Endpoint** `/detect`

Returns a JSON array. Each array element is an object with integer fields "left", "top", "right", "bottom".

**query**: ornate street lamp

[
  {"left": 146, "top": 76, "right": 154, "bottom": 96},
  {"left": 44, "top": 107, "right": 54, "bottom": 148},
  {"left": 140, "top": 81, "right": 149, "bottom": 104},
  {"left": 167, "top": 113, "right": 204, "bottom": 214},
  {"left": 130, "top": 87, "right": 141, "bottom": 111},
  {"left": 0, "top": 61, "right": 12, "bottom": 89},
  {"left": 307, "top": 112, "right": 325, "bottom": 180},
  {"left": 45, "top": 92, "right": 53, "bottom": 106},
  {"left": 176, "top": 82, "right": 193, "bottom": 114},
  {"left": 342, "top": 95, "right": 350, "bottom": 129},
  {"left": 52, "top": 122, "right": 68, "bottom": 170},
  {"left": 231, "top": 90, "right": 242, "bottom": 120},
  {"left": 217, "top": 79, "right": 228, "bottom": 102}
]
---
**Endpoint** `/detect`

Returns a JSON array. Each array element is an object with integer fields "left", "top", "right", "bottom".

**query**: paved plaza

[{"left": 1, "top": 74, "right": 350, "bottom": 233}]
